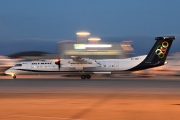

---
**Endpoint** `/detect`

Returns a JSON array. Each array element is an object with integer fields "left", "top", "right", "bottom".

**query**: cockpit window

[{"left": 15, "top": 64, "right": 22, "bottom": 67}]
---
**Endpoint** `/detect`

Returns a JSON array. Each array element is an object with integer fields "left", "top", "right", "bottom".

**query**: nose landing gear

[
  {"left": 81, "top": 74, "right": 91, "bottom": 79},
  {"left": 12, "top": 75, "right": 16, "bottom": 79}
]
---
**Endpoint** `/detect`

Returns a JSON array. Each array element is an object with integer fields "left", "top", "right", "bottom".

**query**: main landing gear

[{"left": 81, "top": 74, "right": 91, "bottom": 79}]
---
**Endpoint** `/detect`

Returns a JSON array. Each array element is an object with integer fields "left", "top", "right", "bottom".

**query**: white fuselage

[{"left": 5, "top": 55, "right": 147, "bottom": 76}]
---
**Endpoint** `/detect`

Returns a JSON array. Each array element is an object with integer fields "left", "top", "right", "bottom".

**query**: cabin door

[
  {"left": 26, "top": 63, "right": 32, "bottom": 70},
  {"left": 114, "top": 62, "right": 119, "bottom": 71}
]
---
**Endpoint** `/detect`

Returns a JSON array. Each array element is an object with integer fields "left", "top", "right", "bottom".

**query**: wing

[
  {"left": 61, "top": 56, "right": 101, "bottom": 70},
  {"left": 71, "top": 56, "right": 83, "bottom": 61}
]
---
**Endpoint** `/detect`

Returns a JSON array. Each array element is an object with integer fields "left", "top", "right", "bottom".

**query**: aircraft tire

[
  {"left": 13, "top": 75, "right": 16, "bottom": 79},
  {"left": 86, "top": 74, "right": 91, "bottom": 79},
  {"left": 81, "top": 75, "right": 86, "bottom": 79}
]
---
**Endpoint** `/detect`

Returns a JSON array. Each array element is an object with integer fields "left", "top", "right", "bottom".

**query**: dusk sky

[{"left": 0, "top": 0, "right": 180, "bottom": 55}]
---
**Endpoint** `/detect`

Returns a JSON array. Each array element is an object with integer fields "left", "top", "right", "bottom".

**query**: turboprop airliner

[{"left": 5, "top": 36, "right": 175, "bottom": 79}]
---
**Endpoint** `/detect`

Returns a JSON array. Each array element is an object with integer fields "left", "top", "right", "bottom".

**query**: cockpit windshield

[{"left": 14, "top": 64, "right": 22, "bottom": 67}]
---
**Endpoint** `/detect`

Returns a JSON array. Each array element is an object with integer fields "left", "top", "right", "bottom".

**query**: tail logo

[{"left": 155, "top": 41, "right": 169, "bottom": 58}]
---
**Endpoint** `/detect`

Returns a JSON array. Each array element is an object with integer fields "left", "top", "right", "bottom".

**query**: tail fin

[
  {"left": 127, "top": 36, "right": 175, "bottom": 71},
  {"left": 144, "top": 36, "right": 175, "bottom": 63}
]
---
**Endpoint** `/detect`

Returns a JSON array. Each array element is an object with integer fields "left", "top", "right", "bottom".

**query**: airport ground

[{"left": 0, "top": 75, "right": 180, "bottom": 120}]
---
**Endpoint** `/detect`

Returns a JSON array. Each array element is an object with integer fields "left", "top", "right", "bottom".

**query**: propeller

[{"left": 55, "top": 59, "right": 61, "bottom": 70}]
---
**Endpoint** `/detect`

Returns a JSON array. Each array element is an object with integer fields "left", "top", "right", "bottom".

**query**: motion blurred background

[{"left": 0, "top": 0, "right": 180, "bottom": 76}]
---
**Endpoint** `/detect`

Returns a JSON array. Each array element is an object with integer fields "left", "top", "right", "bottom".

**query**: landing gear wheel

[
  {"left": 12, "top": 75, "right": 16, "bottom": 79},
  {"left": 81, "top": 75, "right": 86, "bottom": 79},
  {"left": 81, "top": 74, "right": 91, "bottom": 79},
  {"left": 86, "top": 74, "right": 91, "bottom": 79}
]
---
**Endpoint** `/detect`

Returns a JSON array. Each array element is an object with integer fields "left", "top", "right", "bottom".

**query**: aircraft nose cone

[{"left": 5, "top": 69, "right": 11, "bottom": 75}]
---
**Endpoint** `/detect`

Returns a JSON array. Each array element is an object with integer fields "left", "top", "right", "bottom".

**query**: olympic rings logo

[{"left": 155, "top": 41, "right": 169, "bottom": 58}]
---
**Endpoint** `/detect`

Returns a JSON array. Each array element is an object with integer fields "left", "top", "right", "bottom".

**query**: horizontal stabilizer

[{"left": 155, "top": 36, "right": 175, "bottom": 40}]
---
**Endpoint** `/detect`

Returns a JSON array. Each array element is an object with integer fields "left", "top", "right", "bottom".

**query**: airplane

[{"left": 5, "top": 36, "right": 175, "bottom": 79}]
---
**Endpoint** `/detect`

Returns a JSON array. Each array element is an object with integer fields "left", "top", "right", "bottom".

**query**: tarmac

[{"left": 0, "top": 75, "right": 180, "bottom": 120}]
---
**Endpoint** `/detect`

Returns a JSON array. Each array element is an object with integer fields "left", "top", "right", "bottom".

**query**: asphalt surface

[
  {"left": 1, "top": 75, "right": 180, "bottom": 94},
  {"left": 0, "top": 75, "right": 180, "bottom": 120}
]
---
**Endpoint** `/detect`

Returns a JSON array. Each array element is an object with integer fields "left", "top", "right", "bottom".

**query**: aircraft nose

[{"left": 5, "top": 69, "right": 12, "bottom": 75}]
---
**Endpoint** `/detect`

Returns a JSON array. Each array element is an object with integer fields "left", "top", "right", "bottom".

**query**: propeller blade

[{"left": 55, "top": 59, "right": 61, "bottom": 70}]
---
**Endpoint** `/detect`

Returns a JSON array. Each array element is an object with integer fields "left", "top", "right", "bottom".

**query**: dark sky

[{"left": 0, "top": 0, "right": 180, "bottom": 55}]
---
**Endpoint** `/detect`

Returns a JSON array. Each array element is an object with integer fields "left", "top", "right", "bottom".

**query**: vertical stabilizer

[
  {"left": 127, "top": 36, "right": 175, "bottom": 71},
  {"left": 144, "top": 36, "right": 175, "bottom": 63}
]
